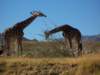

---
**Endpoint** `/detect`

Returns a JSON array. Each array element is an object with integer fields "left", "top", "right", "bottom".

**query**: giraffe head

[
  {"left": 31, "top": 11, "right": 47, "bottom": 17},
  {"left": 44, "top": 31, "right": 50, "bottom": 40}
]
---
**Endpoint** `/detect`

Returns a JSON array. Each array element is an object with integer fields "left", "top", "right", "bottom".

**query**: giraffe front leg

[
  {"left": 17, "top": 38, "right": 23, "bottom": 56},
  {"left": 6, "top": 38, "right": 10, "bottom": 56},
  {"left": 68, "top": 38, "right": 72, "bottom": 49},
  {"left": 68, "top": 38, "right": 74, "bottom": 56},
  {"left": 64, "top": 38, "right": 68, "bottom": 49}
]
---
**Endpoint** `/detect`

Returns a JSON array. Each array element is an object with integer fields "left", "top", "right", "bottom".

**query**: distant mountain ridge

[
  {"left": 0, "top": 33, "right": 100, "bottom": 42},
  {"left": 0, "top": 33, "right": 30, "bottom": 41},
  {"left": 82, "top": 34, "right": 100, "bottom": 42}
]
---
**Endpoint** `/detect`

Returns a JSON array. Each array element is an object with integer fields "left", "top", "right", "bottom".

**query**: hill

[{"left": 0, "top": 33, "right": 100, "bottom": 42}]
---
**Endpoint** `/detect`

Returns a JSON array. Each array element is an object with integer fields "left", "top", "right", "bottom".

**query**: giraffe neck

[
  {"left": 13, "top": 15, "right": 38, "bottom": 30},
  {"left": 48, "top": 25, "right": 75, "bottom": 35},
  {"left": 48, "top": 25, "right": 68, "bottom": 35}
]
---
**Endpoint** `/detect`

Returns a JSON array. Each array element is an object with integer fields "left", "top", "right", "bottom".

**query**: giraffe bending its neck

[
  {"left": 44, "top": 24, "right": 82, "bottom": 56},
  {"left": 4, "top": 11, "right": 47, "bottom": 56}
]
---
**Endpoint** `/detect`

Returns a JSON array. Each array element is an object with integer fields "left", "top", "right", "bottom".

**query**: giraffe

[
  {"left": 4, "top": 11, "right": 47, "bottom": 56},
  {"left": 44, "top": 24, "right": 82, "bottom": 56}
]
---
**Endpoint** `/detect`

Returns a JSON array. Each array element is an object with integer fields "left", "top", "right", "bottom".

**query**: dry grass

[
  {"left": 0, "top": 40, "right": 100, "bottom": 75},
  {"left": 0, "top": 53, "right": 100, "bottom": 75}
]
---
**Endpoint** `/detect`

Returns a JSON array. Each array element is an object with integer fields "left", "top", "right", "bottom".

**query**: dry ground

[{"left": 0, "top": 53, "right": 100, "bottom": 75}]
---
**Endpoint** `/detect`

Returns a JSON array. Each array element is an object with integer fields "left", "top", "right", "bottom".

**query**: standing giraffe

[
  {"left": 44, "top": 24, "right": 82, "bottom": 56},
  {"left": 4, "top": 11, "right": 47, "bottom": 56}
]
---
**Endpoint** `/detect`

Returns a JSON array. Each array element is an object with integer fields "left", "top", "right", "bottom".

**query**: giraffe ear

[
  {"left": 31, "top": 11, "right": 39, "bottom": 16},
  {"left": 30, "top": 11, "right": 36, "bottom": 15}
]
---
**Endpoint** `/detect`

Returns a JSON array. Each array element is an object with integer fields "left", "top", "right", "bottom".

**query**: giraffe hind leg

[{"left": 77, "top": 40, "right": 82, "bottom": 56}]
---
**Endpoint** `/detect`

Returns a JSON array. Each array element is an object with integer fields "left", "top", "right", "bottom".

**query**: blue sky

[{"left": 0, "top": 0, "right": 100, "bottom": 40}]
